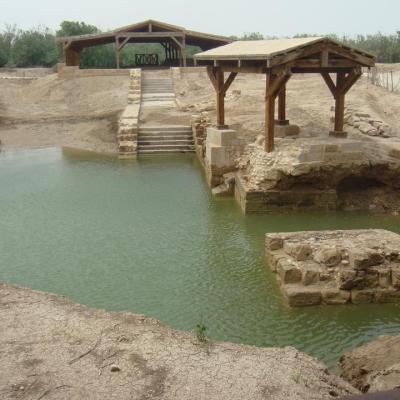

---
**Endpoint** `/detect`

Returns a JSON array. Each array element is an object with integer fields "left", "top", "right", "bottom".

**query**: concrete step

[
  {"left": 138, "top": 139, "right": 194, "bottom": 146},
  {"left": 138, "top": 144, "right": 195, "bottom": 151},
  {"left": 139, "top": 126, "right": 192, "bottom": 133},
  {"left": 139, "top": 134, "right": 193, "bottom": 140},
  {"left": 142, "top": 93, "right": 175, "bottom": 98},
  {"left": 139, "top": 148, "right": 195, "bottom": 154}
]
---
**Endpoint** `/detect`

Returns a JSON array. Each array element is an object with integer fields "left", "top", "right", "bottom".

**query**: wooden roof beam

[{"left": 116, "top": 31, "right": 184, "bottom": 39}]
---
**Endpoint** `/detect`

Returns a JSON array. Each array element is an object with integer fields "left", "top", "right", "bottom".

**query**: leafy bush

[{"left": 13, "top": 27, "right": 58, "bottom": 67}]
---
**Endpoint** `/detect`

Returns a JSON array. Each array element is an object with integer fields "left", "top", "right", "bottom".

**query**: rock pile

[
  {"left": 265, "top": 229, "right": 400, "bottom": 307},
  {"left": 331, "top": 106, "right": 393, "bottom": 137}
]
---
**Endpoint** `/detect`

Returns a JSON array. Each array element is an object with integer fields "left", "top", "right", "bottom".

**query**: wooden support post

[
  {"left": 277, "top": 85, "right": 289, "bottom": 126},
  {"left": 182, "top": 35, "right": 187, "bottom": 67},
  {"left": 206, "top": 67, "right": 238, "bottom": 129},
  {"left": 265, "top": 72, "right": 276, "bottom": 152},
  {"left": 321, "top": 69, "right": 361, "bottom": 138},
  {"left": 333, "top": 72, "right": 346, "bottom": 133},
  {"left": 216, "top": 68, "right": 225, "bottom": 128},
  {"left": 115, "top": 38, "right": 120, "bottom": 69}
]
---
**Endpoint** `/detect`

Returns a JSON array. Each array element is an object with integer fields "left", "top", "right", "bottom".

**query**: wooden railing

[{"left": 135, "top": 54, "right": 159, "bottom": 67}]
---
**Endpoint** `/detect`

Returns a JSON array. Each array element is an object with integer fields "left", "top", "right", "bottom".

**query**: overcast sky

[{"left": 1, "top": 0, "right": 399, "bottom": 37}]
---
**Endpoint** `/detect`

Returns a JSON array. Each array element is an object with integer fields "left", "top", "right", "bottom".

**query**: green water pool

[{"left": 1, "top": 147, "right": 399, "bottom": 369}]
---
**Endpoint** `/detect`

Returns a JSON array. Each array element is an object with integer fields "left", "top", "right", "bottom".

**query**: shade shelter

[
  {"left": 194, "top": 38, "right": 375, "bottom": 152},
  {"left": 58, "top": 19, "right": 232, "bottom": 69}
]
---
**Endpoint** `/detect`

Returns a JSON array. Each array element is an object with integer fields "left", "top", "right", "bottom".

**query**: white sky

[{"left": 1, "top": 0, "right": 399, "bottom": 37}]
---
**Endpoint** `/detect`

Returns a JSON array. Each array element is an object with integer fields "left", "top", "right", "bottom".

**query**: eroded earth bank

[{"left": 0, "top": 283, "right": 358, "bottom": 400}]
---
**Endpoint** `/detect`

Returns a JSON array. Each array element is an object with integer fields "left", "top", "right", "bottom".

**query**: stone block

[
  {"left": 322, "top": 289, "right": 351, "bottom": 305},
  {"left": 283, "top": 242, "right": 313, "bottom": 261},
  {"left": 391, "top": 265, "right": 400, "bottom": 288},
  {"left": 374, "top": 289, "right": 400, "bottom": 303},
  {"left": 325, "top": 144, "right": 339, "bottom": 153},
  {"left": 206, "top": 127, "right": 237, "bottom": 147},
  {"left": 265, "top": 235, "right": 284, "bottom": 251},
  {"left": 364, "top": 270, "right": 379, "bottom": 288},
  {"left": 206, "top": 145, "right": 226, "bottom": 169},
  {"left": 337, "top": 269, "right": 358, "bottom": 290},
  {"left": 282, "top": 285, "right": 322, "bottom": 307},
  {"left": 277, "top": 262, "right": 302, "bottom": 284},
  {"left": 275, "top": 124, "right": 300, "bottom": 138},
  {"left": 302, "top": 262, "right": 321, "bottom": 286},
  {"left": 314, "top": 247, "right": 342, "bottom": 267},
  {"left": 329, "top": 131, "right": 348, "bottom": 138},
  {"left": 351, "top": 289, "right": 375, "bottom": 304},
  {"left": 378, "top": 268, "right": 392, "bottom": 288},
  {"left": 267, "top": 252, "right": 287, "bottom": 272},
  {"left": 349, "top": 250, "right": 371, "bottom": 270},
  {"left": 305, "top": 144, "right": 325, "bottom": 162}
]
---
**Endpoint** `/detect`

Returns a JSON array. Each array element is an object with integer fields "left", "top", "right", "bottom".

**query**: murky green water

[{"left": 1, "top": 147, "right": 400, "bottom": 369}]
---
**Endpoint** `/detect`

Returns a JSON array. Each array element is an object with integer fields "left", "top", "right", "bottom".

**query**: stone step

[
  {"left": 138, "top": 139, "right": 194, "bottom": 146},
  {"left": 138, "top": 126, "right": 192, "bottom": 133},
  {"left": 139, "top": 134, "right": 193, "bottom": 140},
  {"left": 142, "top": 93, "right": 175, "bottom": 98},
  {"left": 138, "top": 144, "right": 195, "bottom": 151},
  {"left": 139, "top": 148, "right": 195, "bottom": 155}
]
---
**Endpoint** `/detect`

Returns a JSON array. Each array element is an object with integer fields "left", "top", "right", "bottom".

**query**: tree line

[{"left": 1, "top": 21, "right": 400, "bottom": 68}]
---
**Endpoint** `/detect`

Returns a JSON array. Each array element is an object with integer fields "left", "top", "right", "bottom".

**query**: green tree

[
  {"left": 56, "top": 20, "right": 115, "bottom": 68},
  {"left": 0, "top": 35, "right": 8, "bottom": 66},
  {"left": 241, "top": 32, "right": 265, "bottom": 40},
  {"left": 12, "top": 27, "right": 58, "bottom": 67},
  {"left": 0, "top": 24, "right": 18, "bottom": 66}
]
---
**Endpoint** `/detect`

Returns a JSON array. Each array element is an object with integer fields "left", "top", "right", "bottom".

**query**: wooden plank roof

[
  {"left": 57, "top": 19, "right": 232, "bottom": 49},
  {"left": 194, "top": 37, "right": 375, "bottom": 67}
]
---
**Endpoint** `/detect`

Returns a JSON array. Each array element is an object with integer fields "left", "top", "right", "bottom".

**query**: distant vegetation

[{"left": 1, "top": 22, "right": 400, "bottom": 68}]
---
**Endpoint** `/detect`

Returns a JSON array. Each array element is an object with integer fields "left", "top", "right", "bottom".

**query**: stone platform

[{"left": 265, "top": 229, "right": 400, "bottom": 307}]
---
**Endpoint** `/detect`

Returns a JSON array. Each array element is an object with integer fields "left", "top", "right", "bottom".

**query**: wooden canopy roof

[
  {"left": 58, "top": 19, "right": 232, "bottom": 51},
  {"left": 194, "top": 37, "right": 375, "bottom": 71},
  {"left": 194, "top": 37, "right": 376, "bottom": 153}
]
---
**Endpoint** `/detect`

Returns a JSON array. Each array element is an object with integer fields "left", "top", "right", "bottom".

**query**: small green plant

[{"left": 195, "top": 323, "right": 208, "bottom": 344}]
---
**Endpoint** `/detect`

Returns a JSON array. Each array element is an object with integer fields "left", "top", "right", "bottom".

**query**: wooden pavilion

[
  {"left": 57, "top": 19, "right": 232, "bottom": 69},
  {"left": 194, "top": 37, "right": 375, "bottom": 152}
]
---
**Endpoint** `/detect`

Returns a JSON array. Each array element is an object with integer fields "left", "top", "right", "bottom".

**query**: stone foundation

[
  {"left": 235, "top": 139, "right": 400, "bottom": 213},
  {"left": 204, "top": 127, "right": 244, "bottom": 187},
  {"left": 118, "top": 69, "right": 141, "bottom": 159},
  {"left": 265, "top": 229, "right": 400, "bottom": 307},
  {"left": 235, "top": 173, "right": 337, "bottom": 213}
]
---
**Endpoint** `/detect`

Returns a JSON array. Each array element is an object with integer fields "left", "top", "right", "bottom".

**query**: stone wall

[
  {"left": 203, "top": 127, "right": 245, "bottom": 187},
  {"left": 57, "top": 64, "right": 130, "bottom": 78},
  {"left": 191, "top": 113, "right": 211, "bottom": 162},
  {"left": 118, "top": 69, "right": 141, "bottom": 159},
  {"left": 265, "top": 229, "right": 400, "bottom": 307}
]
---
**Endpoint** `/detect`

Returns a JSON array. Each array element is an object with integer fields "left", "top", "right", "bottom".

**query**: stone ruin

[
  {"left": 331, "top": 105, "right": 393, "bottom": 138},
  {"left": 265, "top": 229, "right": 400, "bottom": 307},
  {"left": 235, "top": 139, "right": 400, "bottom": 213}
]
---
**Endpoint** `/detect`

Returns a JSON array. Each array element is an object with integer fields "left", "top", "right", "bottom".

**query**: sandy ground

[
  {"left": 0, "top": 283, "right": 358, "bottom": 400},
  {"left": 1, "top": 68, "right": 400, "bottom": 154},
  {"left": 0, "top": 73, "right": 129, "bottom": 153},
  {"left": 175, "top": 69, "right": 400, "bottom": 145}
]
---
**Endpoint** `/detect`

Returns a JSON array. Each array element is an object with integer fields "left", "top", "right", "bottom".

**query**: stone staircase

[
  {"left": 137, "top": 126, "right": 195, "bottom": 154},
  {"left": 141, "top": 75, "right": 176, "bottom": 107}
]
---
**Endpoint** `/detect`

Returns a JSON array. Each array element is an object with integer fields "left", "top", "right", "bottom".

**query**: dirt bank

[
  {"left": 0, "top": 73, "right": 129, "bottom": 153},
  {"left": 0, "top": 283, "right": 358, "bottom": 400},
  {"left": 339, "top": 336, "right": 400, "bottom": 393},
  {"left": 175, "top": 69, "right": 400, "bottom": 142}
]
